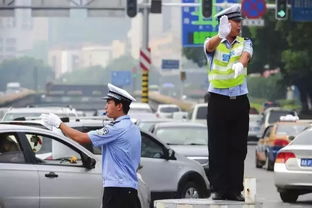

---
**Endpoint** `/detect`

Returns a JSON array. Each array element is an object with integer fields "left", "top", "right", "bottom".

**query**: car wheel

[
  {"left": 256, "top": 153, "right": 263, "bottom": 168},
  {"left": 178, "top": 181, "right": 202, "bottom": 199},
  {"left": 265, "top": 156, "right": 274, "bottom": 171},
  {"left": 280, "top": 190, "right": 299, "bottom": 203}
]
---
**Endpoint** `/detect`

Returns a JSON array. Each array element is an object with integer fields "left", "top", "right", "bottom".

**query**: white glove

[
  {"left": 218, "top": 15, "right": 231, "bottom": 39},
  {"left": 232, "top": 62, "right": 244, "bottom": 79},
  {"left": 40, "top": 113, "right": 62, "bottom": 128}
]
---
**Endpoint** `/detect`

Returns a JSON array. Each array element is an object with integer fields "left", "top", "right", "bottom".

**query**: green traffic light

[{"left": 278, "top": 10, "right": 286, "bottom": 17}]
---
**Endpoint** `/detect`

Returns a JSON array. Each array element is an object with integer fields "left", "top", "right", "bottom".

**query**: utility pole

[{"left": 140, "top": 0, "right": 151, "bottom": 103}]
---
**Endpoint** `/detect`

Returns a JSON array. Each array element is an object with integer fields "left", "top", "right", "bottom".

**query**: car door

[
  {"left": 22, "top": 132, "right": 102, "bottom": 208},
  {"left": 0, "top": 132, "right": 39, "bottom": 208},
  {"left": 140, "top": 132, "right": 182, "bottom": 193}
]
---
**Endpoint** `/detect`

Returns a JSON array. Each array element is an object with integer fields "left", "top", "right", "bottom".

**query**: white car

[
  {"left": 248, "top": 114, "right": 262, "bottom": 141},
  {"left": 190, "top": 103, "right": 208, "bottom": 124},
  {"left": 155, "top": 104, "right": 181, "bottom": 119},
  {"left": 0, "top": 123, "right": 150, "bottom": 208},
  {"left": 258, "top": 107, "right": 298, "bottom": 138},
  {"left": 274, "top": 127, "right": 312, "bottom": 203},
  {"left": 2, "top": 106, "right": 78, "bottom": 121},
  {"left": 129, "top": 102, "right": 153, "bottom": 114}
]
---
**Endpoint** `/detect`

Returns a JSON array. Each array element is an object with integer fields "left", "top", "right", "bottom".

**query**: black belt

[{"left": 209, "top": 92, "right": 247, "bottom": 100}]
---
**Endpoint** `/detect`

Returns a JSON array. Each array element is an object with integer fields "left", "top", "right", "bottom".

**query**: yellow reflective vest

[{"left": 208, "top": 36, "right": 247, "bottom": 89}]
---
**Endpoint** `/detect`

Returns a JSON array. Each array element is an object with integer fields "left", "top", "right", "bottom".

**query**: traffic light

[
  {"left": 276, "top": 0, "right": 288, "bottom": 20},
  {"left": 151, "top": 0, "right": 162, "bottom": 13},
  {"left": 202, "top": 0, "right": 212, "bottom": 18},
  {"left": 127, "top": 0, "right": 137, "bottom": 18}
]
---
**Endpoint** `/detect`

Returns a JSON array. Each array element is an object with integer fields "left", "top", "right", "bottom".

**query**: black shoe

[
  {"left": 212, "top": 192, "right": 227, "bottom": 200},
  {"left": 226, "top": 193, "right": 245, "bottom": 201}
]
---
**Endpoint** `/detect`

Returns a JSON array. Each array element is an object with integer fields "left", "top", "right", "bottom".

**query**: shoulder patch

[
  {"left": 96, "top": 127, "right": 109, "bottom": 135},
  {"left": 108, "top": 120, "right": 120, "bottom": 126}
]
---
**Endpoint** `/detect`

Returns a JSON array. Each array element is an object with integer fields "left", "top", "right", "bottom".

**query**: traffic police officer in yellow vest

[{"left": 204, "top": 5, "right": 253, "bottom": 201}]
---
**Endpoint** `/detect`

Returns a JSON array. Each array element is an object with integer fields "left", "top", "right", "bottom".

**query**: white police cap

[
  {"left": 102, "top": 83, "right": 136, "bottom": 103},
  {"left": 214, "top": 5, "right": 243, "bottom": 21}
]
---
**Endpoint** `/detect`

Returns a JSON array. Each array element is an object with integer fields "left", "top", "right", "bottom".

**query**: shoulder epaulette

[{"left": 108, "top": 120, "right": 120, "bottom": 126}]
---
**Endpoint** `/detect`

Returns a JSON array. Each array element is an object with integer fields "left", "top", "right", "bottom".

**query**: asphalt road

[{"left": 245, "top": 144, "right": 312, "bottom": 208}]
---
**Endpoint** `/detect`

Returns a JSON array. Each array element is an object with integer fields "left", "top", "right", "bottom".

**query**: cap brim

[{"left": 229, "top": 16, "right": 244, "bottom": 21}]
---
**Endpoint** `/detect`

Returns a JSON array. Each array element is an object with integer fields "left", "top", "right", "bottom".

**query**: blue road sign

[
  {"left": 162, "top": 59, "right": 180, "bottom": 70},
  {"left": 111, "top": 71, "right": 132, "bottom": 87},
  {"left": 182, "top": 0, "right": 239, "bottom": 47},
  {"left": 241, "top": 0, "right": 266, "bottom": 19},
  {"left": 291, "top": 0, "right": 312, "bottom": 22}
]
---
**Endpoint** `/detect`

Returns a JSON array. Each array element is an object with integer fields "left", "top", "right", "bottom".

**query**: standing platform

[{"left": 154, "top": 199, "right": 262, "bottom": 208}]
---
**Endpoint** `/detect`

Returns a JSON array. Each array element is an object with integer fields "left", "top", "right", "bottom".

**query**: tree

[
  {"left": 247, "top": 9, "right": 288, "bottom": 74},
  {"left": 0, "top": 57, "right": 53, "bottom": 91},
  {"left": 182, "top": 47, "right": 207, "bottom": 67},
  {"left": 276, "top": 21, "right": 312, "bottom": 114}
]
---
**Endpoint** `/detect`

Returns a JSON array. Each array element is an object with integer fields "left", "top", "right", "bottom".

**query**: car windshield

[
  {"left": 292, "top": 129, "right": 312, "bottom": 145},
  {"left": 160, "top": 107, "right": 180, "bottom": 113},
  {"left": 276, "top": 124, "right": 310, "bottom": 137},
  {"left": 155, "top": 126, "right": 207, "bottom": 145},
  {"left": 268, "top": 111, "right": 296, "bottom": 124},
  {"left": 196, "top": 107, "right": 207, "bottom": 119}
]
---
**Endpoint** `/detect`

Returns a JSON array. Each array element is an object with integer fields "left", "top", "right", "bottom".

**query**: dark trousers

[
  {"left": 207, "top": 93, "right": 249, "bottom": 194},
  {"left": 102, "top": 187, "right": 141, "bottom": 208}
]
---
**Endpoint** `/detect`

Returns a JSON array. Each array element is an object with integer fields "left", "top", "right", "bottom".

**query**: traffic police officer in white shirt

[
  {"left": 41, "top": 83, "right": 141, "bottom": 208},
  {"left": 204, "top": 5, "right": 253, "bottom": 201}
]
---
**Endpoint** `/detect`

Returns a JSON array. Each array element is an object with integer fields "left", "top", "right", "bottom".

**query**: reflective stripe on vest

[{"left": 208, "top": 36, "right": 247, "bottom": 89}]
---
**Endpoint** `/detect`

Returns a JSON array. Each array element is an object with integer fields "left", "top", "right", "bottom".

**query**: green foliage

[
  {"left": 276, "top": 99, "right": 301, "bottom": 111},
  {"left": 182, "top": 47, "right": 207, "bottom": 67},
  {"left": 247, "top": 74, "right": 286, "bottom": 101},
  {"left": 247, "top": 9, "right": 288, "bottom": 73},
  {"left": 58, "top": 54, "right": 161, "bottom": 87},
  {"left": 60, "top": 65, "right": 108, "bottom": 85},
  {"left": 0, "top": 57, "right": 53, "bottom": 91}
]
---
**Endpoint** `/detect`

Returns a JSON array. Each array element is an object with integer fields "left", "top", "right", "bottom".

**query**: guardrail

[{"left": 0, "top": 89, "right": 35, "bottom": 107}]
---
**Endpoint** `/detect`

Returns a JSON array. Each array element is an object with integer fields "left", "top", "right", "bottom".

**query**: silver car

[
  {"left": 0, "top": 123, "right": 150, "bottom": 208},
  {"left": 274, "top": 127, "right": 312, "bottom": 203},
  {"left": 65, "top": 119, "right": 211, "bottom": 205},
  {"left": 150, "top": 121, "right": 209, "bottom": 174}
]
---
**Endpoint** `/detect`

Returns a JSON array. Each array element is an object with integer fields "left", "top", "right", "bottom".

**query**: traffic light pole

[{"left": 140, "top": 0, "right": 150, "bottom": 103}]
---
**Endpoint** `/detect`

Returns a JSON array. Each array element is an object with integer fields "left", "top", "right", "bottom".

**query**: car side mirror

[
  {"left": 164, "top": 148, "right": 176, "bottom": 160},
  {"left": 288, "top": 136, "right": 295, "bottom": 141},
  {"left": 168, "top": 149, "right": 176, "bottom": 160},
  {"left": 84, "top": 156, "right": 96, "bottom": 169}
]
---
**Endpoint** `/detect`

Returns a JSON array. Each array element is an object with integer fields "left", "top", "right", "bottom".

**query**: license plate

[{"left": 301, "top": 159, "right": 312, "bottom": 167}]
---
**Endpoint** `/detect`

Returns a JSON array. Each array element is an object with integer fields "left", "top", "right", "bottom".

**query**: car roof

[
  {"left": 157, "top": 104, "right": 180, "bottom": 108},
  {"left": 274, "top": 121, "right": 312, "bottom": 126},
  {"left": 154, "top": 121, "right": 207, "bottom": 128},
  {"left": 130, "top": 102, "right": 151, "bottom": 109},
  {"left": 0, "top": 122, "right": 95, "bottom": 157},
  {"left": 193, "top": 103, "right": 208, "bottom": 107}
]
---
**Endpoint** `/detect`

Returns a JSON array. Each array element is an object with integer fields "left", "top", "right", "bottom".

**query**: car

[
  {"left": 135, "top": 117, "right": 173, "bottom": 132},
  {"left": 190, "top": 103, "right": 207, "bottom": 124},
  {"left": 0, "top": 123, "right": 150, "bottom": 208},
  {"left": 248, "top": 114, "right": 262, "bottom": 141},
  {"left": 129, "top": 102, "right": 153, "bottom": 114},
  {"left": 150, "top": 121, "right": 209, "bottom": 176},
  {"left": 1, "top": 106, "right": 78, "bottom": 121},
  {"left": 155, "top": 104, "right": 181, "bottom": 119},
  {"left": 274, "top": 126, "right": 312, "bottom": 203},
  {"left": 64, "top": 119, "right": 211, "bottom": 205},
  {"left": 258, "top": 107, "right": 298, "bottom": 138},
  {"left": 255, "top": 119, "right": 311, "bottom": 170}
]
